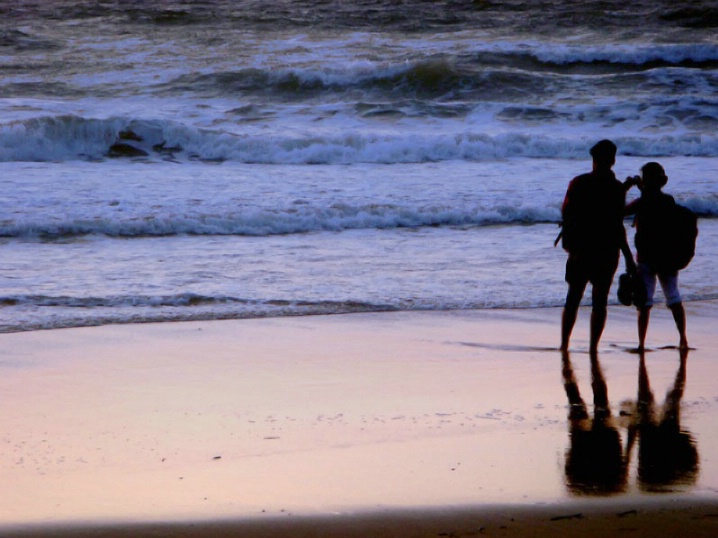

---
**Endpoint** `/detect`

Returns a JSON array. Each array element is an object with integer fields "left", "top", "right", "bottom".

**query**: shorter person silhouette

[{"left": 625, "top": 163, "right": 689, "bottom": 351}]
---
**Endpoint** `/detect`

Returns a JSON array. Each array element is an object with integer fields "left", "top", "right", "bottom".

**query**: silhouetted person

[
  {"left": 560, "top": 140, "right": 635, "bottom": 352},
  {"left": 625, "top": 163, "right": 690, "bottom": 351},
  {"left": 632, "top": 349, "right": 698, "bottom": 491},
  {"left": 562, "top": 350, "right": 627, "bottom": 495}
]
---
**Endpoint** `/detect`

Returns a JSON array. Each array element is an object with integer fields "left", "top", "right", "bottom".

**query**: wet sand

[
  {"left": 2, "top": 303, "right": 718, "bottom": 536},
  {"left": 5, "top": 499, "right": 718, "bottom": 538}
]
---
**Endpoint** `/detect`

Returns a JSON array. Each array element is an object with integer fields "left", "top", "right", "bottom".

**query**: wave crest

[
  {"left": 0, "top": 202, "right": 561, "bottom": 239},
  {"left": 528, "top": 43, "right": 718, "bottom": 67},
  {"left": 2, "top": 115, "right": 718, "bottom": 164}
]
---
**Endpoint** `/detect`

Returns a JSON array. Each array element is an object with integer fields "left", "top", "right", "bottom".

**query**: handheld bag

[
  {"left": 617, "top": 271, "right": 647, "bottom": 308},
  {"left": 617, "top": 273, "right": 634, "bottom": 306}
]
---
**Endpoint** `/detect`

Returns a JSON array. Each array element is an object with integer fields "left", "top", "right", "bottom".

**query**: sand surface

[{"left": 2, "top": 304, "right": 718, "bottom": 535}]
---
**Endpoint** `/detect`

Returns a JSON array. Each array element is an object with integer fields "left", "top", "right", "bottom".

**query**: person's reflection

[
  {"left": 562, "top": 350, "right": 627, "bottom": 495},
  {"left": 633, "top": 348, "right": 699, "bottom": 491}
]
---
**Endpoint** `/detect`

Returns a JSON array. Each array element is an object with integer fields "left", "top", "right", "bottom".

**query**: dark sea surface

[{"left": 1, "top": 0, "right": 716, "bottom": 332}]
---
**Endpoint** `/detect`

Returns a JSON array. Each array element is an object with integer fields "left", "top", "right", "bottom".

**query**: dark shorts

[{"left": 565, "top": 250, "right": 620, "bottom": 288}]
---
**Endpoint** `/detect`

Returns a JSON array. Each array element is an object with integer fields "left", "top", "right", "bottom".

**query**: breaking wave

[
  {"left": 2, "top": 115, "right": 718, "bottom": 164},
  {"left": 0, "top": 201, "right": 561, "bottom": 239},
  {"left": 2, "top": 194, "right": 715, "bottom": 239},
  {"left": 0, "top": 294, "right": 397, "bottom": 333}
]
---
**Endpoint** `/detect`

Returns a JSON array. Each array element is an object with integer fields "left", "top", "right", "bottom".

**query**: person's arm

[
  {"left": 623, "top": 175, "right": 640, "bottom": 191},
  {"left": 619, "top": 224, "right": 637, "bottom": 274},
  {"left": 561, "top": 178, "right": 575, "bottom": 214},
  {"left": 623, "top": 175, "right": 641, "bottom": 214},
  {"left": 555, "top": 179, "right": 576, "bottom": 249},
  {"left": 624, "top": 198, "right": 640, "bottom": 218}
]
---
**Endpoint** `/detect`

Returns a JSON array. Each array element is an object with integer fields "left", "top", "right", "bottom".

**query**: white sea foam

[
  {"left": 517, "top": 42, "right": 718, "bottom": 65},
  {"left": 2, "top": 157, "right": 715, "bottom": 241},
  {"left": 0, "top": 203, "right": 562, "bottom": 238},
  {"left": 2, "top": 115, "right": 718, "bottom": 164}
]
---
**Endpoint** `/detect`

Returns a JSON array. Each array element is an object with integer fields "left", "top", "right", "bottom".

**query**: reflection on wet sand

[
  {"left": 562, "top": 350, "right": 627, "bottom": 495},
  {"left": 561, "top": 349, "right": 698, "bottom": 496},
  {"left": 634, "top": 349, "right": 699, "bottom": 491}
]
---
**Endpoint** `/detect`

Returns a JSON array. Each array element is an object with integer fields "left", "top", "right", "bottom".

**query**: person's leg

[
  {"left": 562, "top": 256, "right": 587, "bottom": 351},
  {"left": 669, "top": 302, "right": 688, "bottom": 349},
  {"left": 587, "top": 252, "right": 621, "bottom": 353},
  {"left": 589, "top": 306, "right": 607, "bottom": 354},
  {"left": 637, "top": 306, "right": 651, "bottom": 352},
  {"left": 637, "top": 263, "right": 657, "bottom": 351},
  {"left": 562, "top": 281, "right": 587, "bottom": 351},
  {"left": 589, "top": 280, "right": 611, "bottom": 353},
  {"left": 659, "top": 272, "right": 688, "bottom": 349}
]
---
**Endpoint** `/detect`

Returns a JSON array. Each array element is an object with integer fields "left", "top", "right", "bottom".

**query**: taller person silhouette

[{"left": 560, "top": 140, "right": 635, "bottom": 352}]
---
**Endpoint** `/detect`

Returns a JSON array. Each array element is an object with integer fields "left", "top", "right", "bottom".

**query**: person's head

[
  {"left": 640, "top": 162, "right": 668, "bottom": 191},
  {"left": 590, "top": 139, "right": 617, "bottom": 170}
]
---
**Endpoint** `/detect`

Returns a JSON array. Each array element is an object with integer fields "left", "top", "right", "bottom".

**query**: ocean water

[{"left": 1, "top": 0, "right": 717, "bottom": 333}]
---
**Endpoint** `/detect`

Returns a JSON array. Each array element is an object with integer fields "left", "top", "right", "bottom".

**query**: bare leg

[
  {"left": 669, "top": 302, "right": 688, "bottom": 350},
  {"left": 589, "top": 306, "right": 607, "bottom": 354},
  {"left": 561, "top": 304, "right": 578, "bottom": 351},
  {"left": 561, "top": 282, "right": 586, "bottom": 351},
  {"left": 637, "top": 306, "right": 651, "bottom": 352},
  {"left": 589, "top": 281, "right": 611, "bottom": 354}
]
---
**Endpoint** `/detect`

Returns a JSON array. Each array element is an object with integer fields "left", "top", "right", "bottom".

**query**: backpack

[
  {"left": 635, "top": 198, "right": 697, "bottom": 273},
  {"left": 666, "top": 203, "right": 698, "bottom": 271},
  {"left": 558, "top": 171, "right": 625, "bottom": 254}
]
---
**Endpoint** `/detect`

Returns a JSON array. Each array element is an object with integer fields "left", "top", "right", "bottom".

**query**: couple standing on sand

[{"left": 559, "top": 139, "right": 693, "bottom": 353}]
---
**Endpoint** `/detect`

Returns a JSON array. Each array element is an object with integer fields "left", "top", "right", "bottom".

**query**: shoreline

[
  {"left": 3, "top": 292, "right": 718, "bottom": 337},
  {"left": 0, "top": 292, "right": 564, "bottom": 336},
  {"left": 2, "top": 304, "right": 717, "bottom": 534}
]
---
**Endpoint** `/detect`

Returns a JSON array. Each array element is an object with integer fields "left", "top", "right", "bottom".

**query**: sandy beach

[{"left": 2, "top": 303, "right": 718, "bottom": 536}]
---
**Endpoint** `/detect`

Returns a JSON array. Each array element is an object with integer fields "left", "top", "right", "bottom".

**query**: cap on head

[
  {"left": 641, "top": 162, "right": 668, "bottom": 188},
  {"left": 590, "top": 139, "right": 617, "bottom": 167}
]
